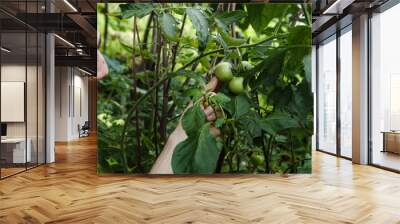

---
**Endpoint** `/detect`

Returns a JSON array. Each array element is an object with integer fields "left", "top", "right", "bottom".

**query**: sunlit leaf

[
  {"left": 119, "top": 3, "right": 154, "bottom": 19},
  {"left": 215, "top": 10, "right": 247, "bottom": 31},
  {"left": 186, "top": 8, "right": 209, "bottom": 51},
  {"left": 159, "top": 12, "right": 179, "bottom": 42}
]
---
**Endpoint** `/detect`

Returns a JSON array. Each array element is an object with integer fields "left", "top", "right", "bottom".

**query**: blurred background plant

[{"left": 97, "top": 3, "right": 312, "bottom": 174}]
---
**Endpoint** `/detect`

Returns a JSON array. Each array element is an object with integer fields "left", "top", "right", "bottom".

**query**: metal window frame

[
  {"left": 367, "top": 0, "right": 400, "bottom": 173},
  {"left": 315, "top": 22, "right": 353, "bottom": 161},
  {"left": 0, "top": 0, "right": 48, "bottom": 180}
]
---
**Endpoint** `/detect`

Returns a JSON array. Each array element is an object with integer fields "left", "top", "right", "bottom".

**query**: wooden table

[
  {"left": 0, "top": 138, "right": 32, "bottom": 165},
  {"left": 382, "top": 131, "right": 400, "bottom": 154}
]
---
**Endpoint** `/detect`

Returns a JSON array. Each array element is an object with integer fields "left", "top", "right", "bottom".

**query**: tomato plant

[{"left": 97, "top": 3, "right": 312, "bottom": 174}]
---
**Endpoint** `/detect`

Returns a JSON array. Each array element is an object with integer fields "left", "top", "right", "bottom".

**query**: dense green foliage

[{"left": 97, "top": 3, "right": 312, "bottom": 174}]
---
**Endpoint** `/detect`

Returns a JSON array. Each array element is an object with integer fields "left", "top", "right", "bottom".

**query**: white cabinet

[{"left": 1, "top": 138, "right": 32, "bottom": 163}]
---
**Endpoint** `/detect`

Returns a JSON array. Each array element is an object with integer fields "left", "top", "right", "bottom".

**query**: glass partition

[
  {"left": 0, "top": 1, "right": 46, "bottom": 179},
  {"left": 0, "top": 31, "right": 28, "bottom": 177},
  {"left": 370, "top": 4, "right": 400, "bottom": 171},
  {"left": 317, "top": 35, "right": 337, "bottom": 154},
  {"left": 339, "top": 26, "right": 352, "bottom": 158}
]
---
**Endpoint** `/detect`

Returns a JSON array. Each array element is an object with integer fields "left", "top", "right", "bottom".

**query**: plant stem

[
  {"left": 215, "top": 147, "right": 225, "bottom": 173},
  {"left": 132, "top": 17, "right": 143, "bottom": 172},
  {"left": 301, "top": 4, "right": 311, "bottom": 26},
  {"left": 142, "top": 12, "right": 154, "bottom": 50},
  {"left": 102, "top": 2, "right": 109, "bottom": 52},
  {"left": 153, "top": 19, "right": 162, "bottom": 156},
  {"left": 160, "top": 13, "right": 187, "bottom": 144}
]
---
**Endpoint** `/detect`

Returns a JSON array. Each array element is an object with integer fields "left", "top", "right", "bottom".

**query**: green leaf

[
  {"left": 106, "top": 157, "right": 119, "bottom": 166},
  {"left": 184, "top": 88, "right": 203, "bottom": 101},
  {"left": 215, "top": 118, "right": 225, "bottom": 128},
  {"left": 159, "top": 12, "right": 179, "bottom": 42},
  {"left": 250, "top": 49, "right": 286, "bottom": 88},
  {"left": 119, "top": 3, "right": 154, "bottom": 19},
  {"left": 182, "top": 104, "right": 205, "bottom": 136},
  {"left": 303, "top": 54, "right": 311, "bottom": 83},
  {"left": 215, "top": 34, "right": 228, "bottom": 51},
  {"left": 219, "top": 29, "right": 246, "bottom": 46},
  {"left": 246, "top": 4, "right": 289, "bottom": 33},
  {"left": 287, "top": 25, "right": 311, "bottom": 61},
  {"left": 209, "top": 92, "right": 231, "bottom": 107},
  {"left": 215, "top": 10, "right": 247, "bottom": 31},
  {"left": 239, "top": 113, "right": 262, "bottom": 138},
  {"left": 186, "top": 8, "right": 209, "bottom": 51},
  {"left": 233, "top": 95, "right": 250, "bottom": 119},
  {"left": 259, "top": 112, "right": 300, "bottom": 135},
  {"left": 172, "top": 123, "right": 221, "bottom": 173}
]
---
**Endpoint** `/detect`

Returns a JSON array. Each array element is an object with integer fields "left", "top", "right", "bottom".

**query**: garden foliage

[{"left": 97, "top": 3, "right": 312, "bottom": 174}]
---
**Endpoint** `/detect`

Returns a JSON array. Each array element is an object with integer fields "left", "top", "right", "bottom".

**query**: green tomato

[
  {"left": 228, "top": 77, "right": 244, "bottom": 94},
  {"left": 215, "top": 62, "right": 233, "bottom": 82},
  {"left": 250, "top": 154, "right": 264, "bottom": 166},
  {"left": 241, "top": 61, "right": 254, "bottom": 71}
]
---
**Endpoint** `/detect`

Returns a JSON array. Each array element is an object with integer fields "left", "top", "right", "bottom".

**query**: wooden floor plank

[{"left": 0, "top": 135, "right": 399, "bottom": 224}]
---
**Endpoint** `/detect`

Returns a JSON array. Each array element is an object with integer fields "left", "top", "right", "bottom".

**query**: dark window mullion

[{"left": 336, "top": 27, "right": 341, "bottom": 157}]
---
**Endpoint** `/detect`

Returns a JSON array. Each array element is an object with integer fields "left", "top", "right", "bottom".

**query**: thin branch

[
  {"left": 301, "top": 4, "right": 311, "bottom": 26},
  {"left": 142, "top": 12, "right": 154, "bottom": 50},
  {"left": 133, "top": 17, "right": 143, "bottom": 172},
  {"left": 160, "top": 13, "right": 187, "bottom": 143}
]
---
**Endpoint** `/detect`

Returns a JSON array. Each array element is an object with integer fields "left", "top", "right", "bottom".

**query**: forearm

[{"left": 149, "top": 122, "right": 187, "bottom": 174}]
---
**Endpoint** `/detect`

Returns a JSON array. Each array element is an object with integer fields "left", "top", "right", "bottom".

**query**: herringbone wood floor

[{"left": 1, "top": 136, "right": 400, "bottom": 224}]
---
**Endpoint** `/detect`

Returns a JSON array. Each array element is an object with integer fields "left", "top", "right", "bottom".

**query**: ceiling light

[
  {"left": 322, "top": 0, "right": 354, "bottom": 15},
  {"left": 63, "top": 0, "right": 78, "bottom": 12},
  {"left": 1, "top": 47, "right": 11, "bottom": 53},
  {"left": 78, "top": 67, "right": 93, "bottom": 76},
  {"left": 54, "top": 34, "right": 75, "bottom": 48}
]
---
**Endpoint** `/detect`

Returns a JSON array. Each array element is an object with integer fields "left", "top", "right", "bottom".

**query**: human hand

[
  {"left": 97, "top": 50, "right": 109, "bottom": 79},
  {"left": 97, "top": 33, "right": 108, "bottom": 79},
  {"left": 149, "top": 76, "right": 220, "bottom": 174},
  {"left": 202, "top": 76, "right": 220, "bottom": 136}
]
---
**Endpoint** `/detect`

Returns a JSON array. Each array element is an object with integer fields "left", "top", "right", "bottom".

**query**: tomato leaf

[
  {"left": 182, "top": 104, "right": 205, "bottom": 136},
  {"left": 233, "top": 95, "right": 250, "bottom": 118},
  {"left": 159, "top": 12, "right": 179, "bottom": 42},
  {"left": 186, "top": 8, "right": 209, "bottom": 52},
  {"left": 246, "top": 4, "right": 291, "bottom": 34},
  {"left": 215, "top": 10, "right": 247, "bottom": 32},
  {"left": 259, "top": 112, "right": 300, "bottom": 135},
  {"left": 209, "top": 92, "right": 231, "bottom": 107},
  {"left": 215, "top": 118, "right": 225, "bottom": 128},
  {"left": 303, "top": 54, "right": 311, "bottom": 83},
  {"left": 119, "top": 3, "right": 154, "bottom": 19},
  {"left": 172, "top": 123, "right": 221, "bottom": 173}
]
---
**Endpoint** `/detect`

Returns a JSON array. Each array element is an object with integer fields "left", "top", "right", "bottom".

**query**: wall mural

[{"left": 97, "top": 3, "right": 313, "bottom": 174}]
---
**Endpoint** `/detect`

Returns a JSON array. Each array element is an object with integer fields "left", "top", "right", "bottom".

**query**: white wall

[{"left": 55, "top": 67, "right": 89, "bottom": 141}]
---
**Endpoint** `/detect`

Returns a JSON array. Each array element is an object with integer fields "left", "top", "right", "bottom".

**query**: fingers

[
  {"left": 203, "top": 106, "right": 217, "bottom": 121},
  {"left": 210, "top": 126, "right": 221, "bottom": 137},
  {"left": 97, "top": 51, "right": 109, "bottom": 79},
  {"left": 205, "top": 76, "right": 219, "bottom": 92}
]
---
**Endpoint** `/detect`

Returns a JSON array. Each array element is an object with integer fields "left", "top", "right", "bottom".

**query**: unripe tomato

[
  {"left": 250, "top": 154, "right": 264, "bottom": 166},
  {"left": 215, "top": 62, "right": 233, "bottom": 82},
  {"left": 228, "top": 77, "right": 244, "bottom": 94},
  {"left": 241, "top": 61, "right": 254, "bottom": 71}
]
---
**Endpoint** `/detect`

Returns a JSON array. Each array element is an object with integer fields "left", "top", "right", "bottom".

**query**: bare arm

[{"left": 149, "top": 77, "right": 219, "bottom": 174}]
